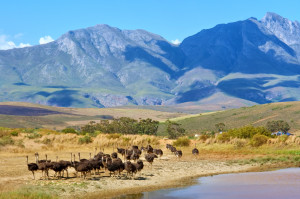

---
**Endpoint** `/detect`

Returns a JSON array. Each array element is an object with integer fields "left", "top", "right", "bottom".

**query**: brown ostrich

[{"left": 26, "top": 155, "right": 38, "bottom": 179}]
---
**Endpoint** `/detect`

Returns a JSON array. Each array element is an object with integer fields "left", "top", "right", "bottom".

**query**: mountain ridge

[{"left": 1, "top": 12, "right": 300, "bottom": 109}]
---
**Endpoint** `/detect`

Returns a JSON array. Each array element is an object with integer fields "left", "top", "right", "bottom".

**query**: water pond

[{"left": 115, "top": 168, "right": 300, "bottom": 199}]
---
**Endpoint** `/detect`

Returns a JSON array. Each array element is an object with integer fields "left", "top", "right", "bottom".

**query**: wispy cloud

[
  {"left": 0, "top": 34, "right": 31, "bottom": 50},
  {"left": 171, "top": 39, "right": 181, "bottom": 45},
  {"left": 39, "top": 35, "right": 54, "bottom": 44}
]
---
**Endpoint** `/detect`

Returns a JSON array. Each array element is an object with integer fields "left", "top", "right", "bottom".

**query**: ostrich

[
  {"left": 144, "top": 153, "right": 158, "bottom": 168},
  {"left": 72, "top": 155, "right": 91, "bottom": 179},
  {"left": 58, "top": 153, "right": 72, "bottom": 178},
  {"left": 170, "top": 146, "right": 177, "bottom": 154},
  {"left": 175, "top": 150, "right": 183, "bottom": 158},
  {"left": 146, "top": 145, "right": 153, "bottom": 153},
  {"left": 130, "top": 150, "right": 140, "bottom": 161},
  {"left": 166, "top": 144, "right": 172, "bottom": 150},
  {"left": 105, "top": 157, "right": 124, "bottom": 177},
  {"left": 192, "top": 144, "right": 199, "bottom": 156},
  {"left": 124, "top": 161, "right": 136, "bottom": 177},
  {"left": 78, "top": 152, "right": 88, "bottom": 162},
  {"left": 153, "top": 149, "right": 163, "bottom": 158},
  {"left": 133, "top": 160, "right": 144, "bottom": 174},
  {"left": 49, "top": 156, "right": 64, "bottom": 179},
  {"left": 36, "top": 153, "right": 50, "bottom": 179},
  {"left": 111, "top": 152, "right": 118, "bottom": 159},
  {"left": 26, "top": 155, "right": 38, "bottom": 179}
]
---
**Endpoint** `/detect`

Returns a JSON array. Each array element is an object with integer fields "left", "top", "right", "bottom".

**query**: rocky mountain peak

[{"left": 261, "top": 12, "right": 300, "bottom": 45}]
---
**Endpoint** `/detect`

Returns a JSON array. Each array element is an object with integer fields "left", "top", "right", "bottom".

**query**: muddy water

[{"left": 115, "top": 168, "right": 300, "bottom": 199}]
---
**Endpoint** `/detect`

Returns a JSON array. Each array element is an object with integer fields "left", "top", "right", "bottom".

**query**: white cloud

[
  {"left": 39, "top": 35, "right": 54, "bottom": 44},
  {"left": 171, "top": 39, "right": 181, "bottom": 45},
  {"left": 0, "top": 34, "right": 31, "bottom": 50}
]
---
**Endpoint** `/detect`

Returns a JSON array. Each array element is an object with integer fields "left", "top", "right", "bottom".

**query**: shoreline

[{"left": 83, "top": 161, "right": 296, "bottom": 199}]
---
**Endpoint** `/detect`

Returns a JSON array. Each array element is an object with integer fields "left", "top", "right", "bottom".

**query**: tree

[
  {"left": 61, "top": 128, "right": 77, "bottom": 134},
  {"left": 266, "top": 120, "right": 290, "bottom": 133},
  {"left": 165, "top": 120, "right": 185, "bottom": 139},
  {"left": 215, "top": 123, "right": 225, "bottom": 132},
  {"left": 139, "top": 118, "right": 159, "bottom": 135}
]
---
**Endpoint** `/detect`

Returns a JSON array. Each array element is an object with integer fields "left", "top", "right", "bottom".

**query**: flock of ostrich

[{"left": 26, "top": 144, "right": 200, "bottom": 180}]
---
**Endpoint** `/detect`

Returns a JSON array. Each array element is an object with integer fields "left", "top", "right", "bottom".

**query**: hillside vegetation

[{"left": 172, "top": 101, "right": 300, "bottom": 135}]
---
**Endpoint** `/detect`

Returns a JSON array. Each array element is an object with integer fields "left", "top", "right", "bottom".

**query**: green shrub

[
  {"left": 106, "top": 133, "right": 121, "bottom": 139},
  {"left": 199, "top": 134, "right": 209, "bottom": 142},
  {"left": 61, "top": 128, "right": 77, "bottom": 134},
  {"left": 26, "top": 132, "right": 42, "bottom": 139},
  {"left": 16, "top": 140, "right": 25, "bottom": 148},
  {"left": 42, "top": 138, "right": 52, "bottom": 145},
  {"left": 0, "top": 136, "right": 14, "bottom": 146},
  {"left": 217, "top": 132, "right": 231, "bottom": 143},
  {"left": 0, "top": 127, "right": 10, "bottom": 137},
  {"left": 173, "top": 137, "right": 191, "bottom": 147},
  {"left": 279, "top": 134, "right": 289, "bottom": 143},
  {"left": 227, "top": 125, "right": 271, "bottom": 139},
  {"left": 10, "top": 131, "right": 19, "bottom": 136},
  {"left": 233, "top": 139, "right": 247, "bottom": 149},
  {"left": 78, "top": 135, "right": 92, "bottom": 144},
  {"left": 250, "top": 134, "right": 268, "bottom": 147}
]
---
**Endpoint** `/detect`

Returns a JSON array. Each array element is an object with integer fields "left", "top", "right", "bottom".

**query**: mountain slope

[
  {"left": 179, "top": 13, "right": 300, "bottom": 104},
  {"left": 0, "top": 13, "right": 300, "bottom": 108}
]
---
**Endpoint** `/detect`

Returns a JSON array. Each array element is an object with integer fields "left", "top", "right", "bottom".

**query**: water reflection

[{"left": 115, "top": 168, "right": 300, "bottom": 199}]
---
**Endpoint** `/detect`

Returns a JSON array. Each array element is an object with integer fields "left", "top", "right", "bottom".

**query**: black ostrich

[
  {"left": 125, "top": 161, "right": 137, "bottom": 177},
  {"left": 144, "top": 153, "right": 158, "bottom": 167},
  {"left": 153, "top": 149, "right": 163, "bottom": 157},
  {"left": 26, "top": 155, "right": 38, "bottom": 179},
  {"left": 130, "top": 150, "right": 140, "bottom": 161},
  {"left": 36, "top": 153, "right": 51, "bottom": 179},
  {"left": 133, "top": 160, "right": 144, "bottom": 173},
  {"left": 72, "top": 155, "right": 91, "bottom": 179},
  {"left": 111, "top": 152, "right": 118, "bottom": 159},
  {"left": 192, "top": 144, "right": 199, "bottom": 156},
  {"left": 105, "top": 157, "right": 124, "bottom": 177},
  {"left": 175, "top": 150, "right": 183, "bottom": 158}
]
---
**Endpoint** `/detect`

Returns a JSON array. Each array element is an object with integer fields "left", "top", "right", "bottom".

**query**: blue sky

[{"left": 0, "top": 0, "right": 300, "bottom": 49}]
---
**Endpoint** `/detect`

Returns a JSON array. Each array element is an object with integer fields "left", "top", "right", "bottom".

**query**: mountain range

[{"left": 1, "top": 12, "right": 300, "bottom": 109}]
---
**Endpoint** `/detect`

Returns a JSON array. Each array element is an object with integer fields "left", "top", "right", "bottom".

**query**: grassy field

[
  {"left": 172, "top": 101, "right": 300, "bottom": 135},
  {"left": 0, "top": 128, "right": 299, "bottom": 199}
]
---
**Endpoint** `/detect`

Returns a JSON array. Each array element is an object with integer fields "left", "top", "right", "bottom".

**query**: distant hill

[
  {"left": 1, "top": 12, "right": 300, "bottom": 108},
  {"left": 171, "top": 101, "right": 300, "bottom": 135},
  {"left": 0, "top": 102, "right": 185, "bottom": 129}
]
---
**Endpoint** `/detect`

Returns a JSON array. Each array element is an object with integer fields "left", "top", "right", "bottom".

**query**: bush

[
  {"left": 0, "top": 136, "right": 14, "bottom": 146},
  {"left": 0, "top": 127, "right": 10, "bottom": 137},
  {"left": 106, "top": 133, "right": 121, "bottom": 139},
  {"left": 199, "top": 134, "right": 209, "bottom": 142},
  {"left": 279, "top": 134, "right": 289, "bottom": 143},
  {"left": 227, "top": 126, "right": 271, "bottom": 139},
  {"left": 16, "top": 140, "right": 25, "bottom": 148},
  {"left": 173, "top": 137, "right": 191, "bottom": 147},
  {"left": 232, "top": 139, "right": 247, "bottom": 149},
  {"left": 10, "top": 131, "right": 19, "bottom": 136},
  {"left": 217, "top": 132, "right": 231, "bottom": 143},
  {"left": 42, "top": 138, "right": 52, "bottom": 145},
  {"left": 61, "top": 128, "right": 77, "bottom": 134},
  {"left": 26, "top": 132, "right": 42, "bottom": 139},
  {"left": 250, "top": 134, "right": 268, "bottom": 147},
  {"left": 78, "top": 135, "right": 92, "bottom": 144},
  {"left": 166, "top": 120, "right": 186, "bottom": 139},
  {"left": 267, "top": 120, "right": 290, "bottom": 133}
]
